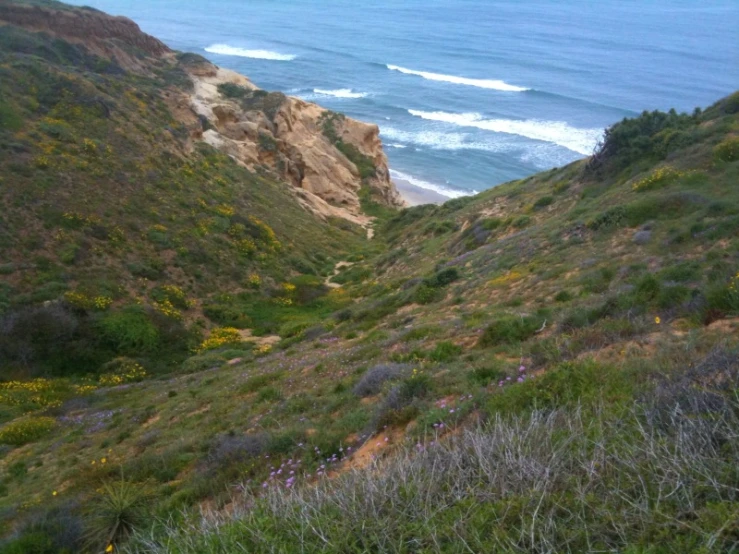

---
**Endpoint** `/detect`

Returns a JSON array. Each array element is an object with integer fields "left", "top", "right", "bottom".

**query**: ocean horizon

[{"left": 68, "top": 0, "right": 739, "bottom": 199}]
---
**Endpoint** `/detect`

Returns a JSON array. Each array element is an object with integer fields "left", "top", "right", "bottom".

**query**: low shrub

[
  {"left": 478, "top": 315, "right": 544, "bottom": 347},
  {"left": 0, "top": 504, "right": 84, "bottom": 554},
  {"left": 0, "top": 416, "right": 56, "bottom": 446},
  {"left": 99, "top": 306, "right": 159, "bottom": 353},
  {"left": 217, "top": 83, "right": 249, "bottom": 99},
  {"left": 400, "top": 325, "right": 441, "bottom": 342},
  {"left": 353, "top": 364, "right": 410, "bottom": 397},
  {"left": 705, "top": 273, "right": 739, "bottom": 316},
  {"left": 427, "top": 341, "right": 462, "bottom": 362},
  {"left": 257, "top": 387, "right": 282, "bottom": 403},
  {"left": 554, "top": 290, "right": 573, "bottom": 302},
  {"left": 656, "top": 285, "right": 692, "bottom": 310},
  {"left": 634, "top": 274, "right": 662, "bottom": 303},
  {"left": 713, "top": 137, "right": 739, "bottom": 162},
  {"left": 631, "top": 166, "right": 683, "bottom": 192},
  {"left": 413, "top": 283, "right": 442, "bottom": 305},
  {"left": 397, "top": 369, "right": 432, "bottom": 400},
  {"left": 197, "top": 328, "right": 243, "bottom": 353},
  {"left": 468, "top": 366, "right": 506, "bottom": 386},
  {"left": 207, "top": 433, "right": 270, "bottom": 471},
  {"left": 239, "top": 373, "right": 281, "bottom": 394},
  {"left": 426, "top": 268, "right": 460, "bottom": 288},
  {"left": 533, "top": 195, "right": 554, "bottom": 209}
]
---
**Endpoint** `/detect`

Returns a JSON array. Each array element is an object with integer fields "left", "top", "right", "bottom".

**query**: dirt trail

[{"left": 325, "top": 261, "right": 355, "bottom": 289}]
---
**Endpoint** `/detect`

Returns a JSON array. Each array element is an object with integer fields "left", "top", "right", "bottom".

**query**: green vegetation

[{"left": 0, "top": 2, "right": 738, "bottom": 552}]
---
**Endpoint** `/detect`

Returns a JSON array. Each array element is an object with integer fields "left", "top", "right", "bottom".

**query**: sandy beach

[{"left": 393, "top": 178, "right": 451, "bottom": 206}]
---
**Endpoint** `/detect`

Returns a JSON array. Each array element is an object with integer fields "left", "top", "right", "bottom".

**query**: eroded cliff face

[
  {"left": 184, "top": 59, "right": 405, "bottom": 224},
  {"left": 0, "top": 0, "right": 404, "bottom": 225}
]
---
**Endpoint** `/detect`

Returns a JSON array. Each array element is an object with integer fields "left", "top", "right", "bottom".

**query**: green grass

[{"left": 0, "top": 2, "right": 738, "bottom": 552}]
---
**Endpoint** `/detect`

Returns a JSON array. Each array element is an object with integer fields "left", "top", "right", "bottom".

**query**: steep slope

[
  {"left": 0, "top": 1, "right": 738, "bottom": 552},
  {"left": 0, "top": 0, "right": 404, "bottom": 379},
  {"left": 0, "top": 86, "right": 736, "bottom": 551}
]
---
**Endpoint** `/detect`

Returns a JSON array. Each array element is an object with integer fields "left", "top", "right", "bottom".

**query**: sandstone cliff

[
  {"left": 0, "top": 0, "right": 404, "bottom": 224},
  {"left": 183, "top": 58, "right": 405, "bottom": 224}
]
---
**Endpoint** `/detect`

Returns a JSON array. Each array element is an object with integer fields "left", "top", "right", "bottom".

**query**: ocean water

[{"left": 68, "top": 0, "right": 738, "bottom": 198}]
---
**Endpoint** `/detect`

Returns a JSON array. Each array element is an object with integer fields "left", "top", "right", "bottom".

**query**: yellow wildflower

[{"left": 655, "top": 317, "right": 661, "bottom": 324}]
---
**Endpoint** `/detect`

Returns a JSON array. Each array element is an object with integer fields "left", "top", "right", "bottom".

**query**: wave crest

[
  {"left": 313, "top": 88, "right": 368, "bottom": 99},
  {"left": 204, "top": 44, "right": 296, "bottom": 61},
  {"left": 407, "top": 110, "right": 601, "bottom": 155},
  {"left": 387, "top": 64, "right": 528, "bottom": 92},
  {"left": 390, "top": 169, "right": 476, "bottom": 199}
]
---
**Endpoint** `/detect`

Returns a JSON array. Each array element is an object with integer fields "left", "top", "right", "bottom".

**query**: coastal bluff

[{"left": 0, "top": 0, "right": 404, "bottom": 224}]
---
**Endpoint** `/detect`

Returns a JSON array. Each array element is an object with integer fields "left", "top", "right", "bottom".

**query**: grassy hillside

[
  {"left": 0, "top": 1, "right": 738, "bottom": 552},
  {"left": 0, "top": 11, "right": 368, "bottom": 382}
]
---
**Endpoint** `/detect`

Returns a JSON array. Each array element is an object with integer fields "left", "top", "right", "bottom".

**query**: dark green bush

[
  {"left": 99, "top": 306, "right": 159, "bottom": 353},
  {"left": 485, "top": 360, "right": 634, "bottom": 415},
  {"left": 413, "top": 284, "right": 443, "bottom": 305},
  {"left": 426, "top": 267, "right": 460, "bottom": 288},
  {"left": 428, "top": 341, "right": 462, "bottom": 362},
  {"left": 658, "top": 261, "right": 701, "bottom": 283},
  {"left": 468, "top": 366, "right": 506, "bottom": 386},
  {"left": 202, "top": 303, "right": 251, "bottom": 327},
  {"left": 217, "top": 83, "right": 249, "bottom": 99},
  {"left": 398, "top": 372, "right": 432, "bottom": 400},
  {"left": 554, "top": 290, "right": 573, "bottom": 302},
  {"left": 656, "top": 285, "right": 691, "bottom": 310},
  {"left": 0, "top": 99, "right": 23, "bottom": 132},
  {"left": 588, "top": 206, "right": 626, "bottom": 231},
  {"left": 479, "top": 218, "right": 504, "bottom": 231},
  {"left": 634, "top": 274, "right": 662, "bottom": 303},
  {"left": 533, "top": 195, "right": 554, "bottom": 210},
  {"left": 587, "top": 107, "right": 698, "bottom": 177},
  {"left": 512, "top": 215, "right": 531, "bottom": 228},
  {"left": 705, "top": 282, "right": 739, "bottom": 316},
  {"left": 478, "top": 315, "right": 544, "bottom": 347}
]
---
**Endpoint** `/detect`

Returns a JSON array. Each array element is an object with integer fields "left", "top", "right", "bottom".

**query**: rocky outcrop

[{"left": 185, "top": 59, "right": 405, "bottom": 222}]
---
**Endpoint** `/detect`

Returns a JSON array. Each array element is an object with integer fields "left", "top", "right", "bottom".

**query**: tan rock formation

[{"left": 185, "top": 60, "right": 405, "bottom": 222}]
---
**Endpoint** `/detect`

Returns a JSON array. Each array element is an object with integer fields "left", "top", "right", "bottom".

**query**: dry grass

[{"left": 128, "top": 351, "right": 739, "bottom": 553}]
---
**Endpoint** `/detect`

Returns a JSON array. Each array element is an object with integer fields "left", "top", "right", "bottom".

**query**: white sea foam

[
  {"left": 387, "top": 64, "right": 528, "bottom": 92},
  {"left": 388, "top": 143, "right": 407, "bottom": 149},
  {"left": 205, "top": 44, "right": 296, "bottom": 61},
  {"left": 382, "top": 127, "right": 576, "bottom": 169},
  {"left": 313, "top": 88, "right": 368, "bottom": 99},
  {"left": 389, "top": 169, "right": 476, "bottom": 199},
  {"left": 382, "top": 127, "right": 515, "bottom": 154},
  {"left": 382, "top": 127, "right": 476, "bottom": 151},
  {"left": 407, "top": 110, "right": 602, "bottom": 155}
]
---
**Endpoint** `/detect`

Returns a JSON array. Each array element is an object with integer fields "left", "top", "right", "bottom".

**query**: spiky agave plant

[{"left": 85, "top": 479, "right": 151, "bottom": 553}]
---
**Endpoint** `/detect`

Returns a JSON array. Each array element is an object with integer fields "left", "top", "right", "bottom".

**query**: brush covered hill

[
  {"left": 0, "top": 0, "right": 738, "bottom": 551},
  {"left": 0, "top": 0, "right": 407, "bottom": 381}
]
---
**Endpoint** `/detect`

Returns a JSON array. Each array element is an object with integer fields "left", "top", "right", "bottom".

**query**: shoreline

[{"left": 393, "top": 178, "right": 451, "bottom": 206}]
